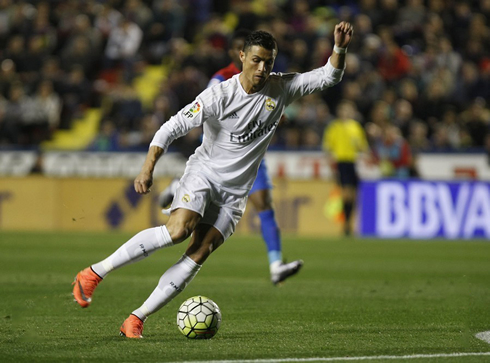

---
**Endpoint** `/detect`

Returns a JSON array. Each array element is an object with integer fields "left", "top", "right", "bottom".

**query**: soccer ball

[{"left": 177, "top": 295, "right": 222, "bottom": 339}]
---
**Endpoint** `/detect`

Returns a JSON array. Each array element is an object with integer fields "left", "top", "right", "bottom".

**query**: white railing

[{"left": 1, "top": 150, "right": 490, "bottom": 180}]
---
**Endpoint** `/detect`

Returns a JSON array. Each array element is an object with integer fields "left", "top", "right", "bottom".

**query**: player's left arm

[
  {"left": 329, "top": 22, "right": 354, "bottom": 70},
  {"left": 282, "top": 22, "right": 354, "bottom": 105}
]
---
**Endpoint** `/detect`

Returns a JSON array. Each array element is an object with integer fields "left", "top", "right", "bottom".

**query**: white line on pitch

[
  {"left": 166, "top": 352, "right": 490, "bottom": 363},
  {"left": 476, "top": 331, "right": 490, "bottom": 344}
]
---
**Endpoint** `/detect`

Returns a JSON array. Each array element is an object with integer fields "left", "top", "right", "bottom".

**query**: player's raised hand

[
  {"left": 134, "top": 171, "right": 153, "bottom": 194},
  {"left": 334, "top": 22, "right": 354, "bottom": 49}
]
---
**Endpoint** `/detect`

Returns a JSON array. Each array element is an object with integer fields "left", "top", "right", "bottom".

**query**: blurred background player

[
  {"left": 322, "top": 100, "right": 369, "bottom": 236},
  {"left": 158, "top": 29, "right": 303, "bottom": 285}
]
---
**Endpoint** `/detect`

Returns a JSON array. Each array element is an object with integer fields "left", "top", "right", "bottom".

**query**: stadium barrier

[
  {"left": 0, "top": 176, "right": 343, "bottom": 236},
  {"left": 2, "top": 151, "right": 490, "bottom": 180},
  {"left": 1, "top": 151, "right": 489, "bottom": 237}
]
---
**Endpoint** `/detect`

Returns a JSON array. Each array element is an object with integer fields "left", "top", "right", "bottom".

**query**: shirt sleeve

[
  {"left": 149, "top": 97, "right": 207, "bottom": 152},
  {"left": 283, "top": 57, "right": 345, "bottom": 106}
]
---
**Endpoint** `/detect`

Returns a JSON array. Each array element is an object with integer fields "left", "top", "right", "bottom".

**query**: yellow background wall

[{"left": 0, "top": 177, "right": 344, "bottom": 236}]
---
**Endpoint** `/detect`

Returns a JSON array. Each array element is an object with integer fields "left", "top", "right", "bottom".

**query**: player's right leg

[
  {"left": 73, "top": 209, "right": 201, "bottom": 308},
  {"left": 73, "top": 226, "right": 174, "bottom": 308}
]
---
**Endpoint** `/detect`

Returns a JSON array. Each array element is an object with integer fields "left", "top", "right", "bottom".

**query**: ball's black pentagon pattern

[{"left": 177, "top": 295, "right": 222, "bottom": 339}]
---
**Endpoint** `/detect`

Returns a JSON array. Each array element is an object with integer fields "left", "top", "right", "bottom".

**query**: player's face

[{"left": 239, "top": 45, "right": 276, "bottom": 93}]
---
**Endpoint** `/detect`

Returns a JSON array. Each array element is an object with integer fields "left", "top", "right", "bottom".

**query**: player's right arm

[
  {"left": 134, "top": 145, "right": 164, "bottom": 194},
  {"left": 150, "top": 96, "right": 208, "bottom": 152},
  {"left": 134, "top": 90, "right": 216, "bottom": 194}
]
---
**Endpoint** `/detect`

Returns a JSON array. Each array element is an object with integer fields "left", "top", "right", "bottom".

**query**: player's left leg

[
  {"left": 122, "top": 224, "right": 225, "bottom": 338},
  {"left": 249, "top": 161, "right": 303, "bottom": 285},
  {"left": 121, "top": 182, "right": 242, "bottom": 338}
]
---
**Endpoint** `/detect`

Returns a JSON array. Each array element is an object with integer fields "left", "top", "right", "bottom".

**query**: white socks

[
  {"left": 132, "top": 254, "right": 201, "bottom": 321},
  {"left": 91, "top": 226, "right": 173, "bottom": 278},
  {"left": 90, "top": 226, "right": 201, "bottom": 321}
]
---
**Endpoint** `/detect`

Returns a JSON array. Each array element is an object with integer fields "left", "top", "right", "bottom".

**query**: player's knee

[
  {"left": 255, "top": 201, "right": 273, "bottom": 212},
  {"left": 166, "top": 220, "right": 196, "bottom": 243},
  {"left": 167, "top": 225, "right": 191, "bottom": 243},
  {"left": 250, "top": 190, "right": 273, "bottom": 212},
  {"left": 187, "top": 239, "right": 224, "bottom": 265},
  {"left": 166, "top": 210, "right": 201, "bottom": 243}
]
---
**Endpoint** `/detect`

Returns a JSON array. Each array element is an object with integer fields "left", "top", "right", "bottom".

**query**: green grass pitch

[{"left": 1, "top": 231, "right": 490, "bottom": 362}]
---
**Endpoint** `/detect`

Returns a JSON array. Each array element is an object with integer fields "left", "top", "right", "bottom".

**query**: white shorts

[{"left": 170, "top": 172, "right": 248, "bottom": 240}]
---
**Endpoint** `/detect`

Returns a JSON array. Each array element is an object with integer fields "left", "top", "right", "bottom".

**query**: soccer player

[
  {"left": 73, "top": 22, "right": 353, "bottom": 338},
  {"left": 322, "top": 100, "right": 369, "bottom": 236},
  {"left": 158, "top": 29, "right": 303, "bottom": 285}
]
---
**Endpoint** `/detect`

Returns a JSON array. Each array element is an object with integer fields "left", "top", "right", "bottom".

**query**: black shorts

[{"left": 337, "top": 162, "right": 359, "bottom": 187}]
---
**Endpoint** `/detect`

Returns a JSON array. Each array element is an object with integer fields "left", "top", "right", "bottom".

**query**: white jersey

[{"left": 151, "top": 58, "right": 344, "bottom": 197}]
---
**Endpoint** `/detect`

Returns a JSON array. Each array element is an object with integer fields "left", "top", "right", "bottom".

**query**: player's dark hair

[
  {"left": 243, "top": 30, "right": 277, "bottom": 52},
  {"left": 231, "top": 29, "right": 251, "bottom": 45}
]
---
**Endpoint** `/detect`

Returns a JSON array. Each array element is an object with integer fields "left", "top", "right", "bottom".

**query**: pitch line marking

[
  {"left": 476, "top": 331, "right": 490, "bottom": 344},
  {"left": 168, "top": 352, "right": 490, "bottom": 363}
]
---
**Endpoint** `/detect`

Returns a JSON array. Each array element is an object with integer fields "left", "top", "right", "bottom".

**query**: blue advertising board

[{"left": 359, "top": 180, "right": 490, "bottom": 239}]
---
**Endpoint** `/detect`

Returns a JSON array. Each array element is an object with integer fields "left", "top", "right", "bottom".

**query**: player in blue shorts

[{"left": 159, "top": 29, "right": 302, "bottom": 285}]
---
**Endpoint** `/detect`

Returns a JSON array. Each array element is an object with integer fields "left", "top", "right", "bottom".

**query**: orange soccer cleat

[
  {"left": 72, "top": 267, "right": 102, "bottom": 308},
  {"left": 120, "top": 314, "right": 145, "bottom": 338}
]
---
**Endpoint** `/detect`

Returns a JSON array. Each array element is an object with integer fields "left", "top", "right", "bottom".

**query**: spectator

[
  {"left": 377, "top": 41, "right": 411, "bottom": 82},
  {"left": 61, "top": 36, "right": 97, "bottom": 78},
  {"left": 0, "top": 0, "right": 489, "bottom": 156},
  {"left": 57, "top": 65, "right": 92, "bottom": 129},
  {"left": 94, "top": 4, "right": 123, "bottom": 39},
  {"left": 102, "top": 81, "right": 143, "bottom": 131},
  {"left": 119, "top": 114, "right": 160, "bottom": 151},
  {"left": 439, "top": 106, "right": 463, "bottom": 150},
  {"left": 373, "top": 125, "right": 413, "bottom": 179},
  {"left": 123, "top": 0, "right": 153, "bottom": 32},
  {"left": 3, "top": 83, "right": 26, "bottom": 144},
  {"left": 88, "top": 119, "right": 120, "bottom": 152},
  {"left": 3, "top": 35, "right": 27, "bottom": 73},
  {"left": 33, "top": 79, "right": 62, "bottom": 137},
  {"left": 461, "top": 98, "right": 490, "bottom": 148},
  {"left": 104, "top": 17, "right": 143, "bottom": 82},
  {"left": 393, "top": 98, "right": 420, "bottom": 138},
  {"left": 0, "top": 59, "right": 20, "bottom": 98},
  {"left": 407, "top": 120, "right": 430, "bottom": 155}
]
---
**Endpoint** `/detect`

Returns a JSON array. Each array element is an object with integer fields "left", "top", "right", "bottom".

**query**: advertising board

[{"left": 359, "top": 180, "right": 490, "bottom": 238}]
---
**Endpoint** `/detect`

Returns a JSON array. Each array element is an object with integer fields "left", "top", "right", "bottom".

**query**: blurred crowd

[{"left": 0, "top": 0, "right": 489, "bottom": 168}]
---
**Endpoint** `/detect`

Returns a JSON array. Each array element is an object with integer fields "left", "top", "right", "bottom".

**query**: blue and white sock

[{"left": 258, "top": 209, "right": 283, "bottom": 270}]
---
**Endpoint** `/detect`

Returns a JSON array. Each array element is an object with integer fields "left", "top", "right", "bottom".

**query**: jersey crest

[{"left": 265, "top": 98, "right": 276, "bottom": 111}]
